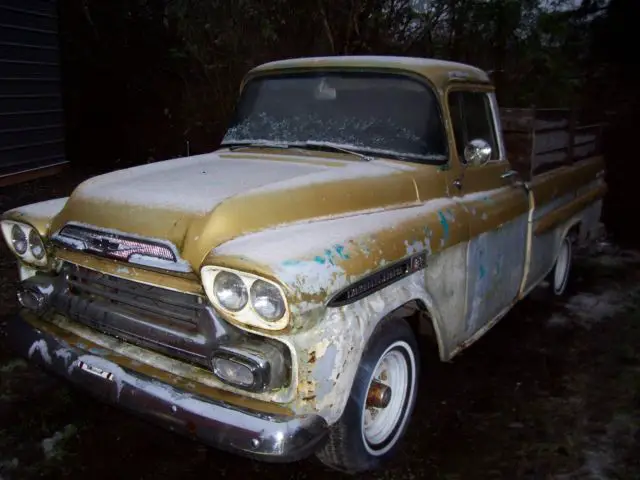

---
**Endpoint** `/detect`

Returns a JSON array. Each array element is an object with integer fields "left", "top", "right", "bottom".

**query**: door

[{"left": 447, "top": 88, "right": 531, "bottom": 338}]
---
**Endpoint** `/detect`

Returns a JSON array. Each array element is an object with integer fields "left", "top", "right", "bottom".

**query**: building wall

[{"left": 0, "top": 0, "right": 66, "bottom": 181}]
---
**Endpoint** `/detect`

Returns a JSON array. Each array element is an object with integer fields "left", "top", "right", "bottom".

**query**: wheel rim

[
  {"left": 361, "top": 341, "right": 416, "bottom": 456},
  {"left": 554, "top": 239, "right": 570, "bottom": 293}
]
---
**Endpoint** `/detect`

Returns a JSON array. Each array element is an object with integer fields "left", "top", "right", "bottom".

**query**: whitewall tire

[{"left": 316, "top": 317, "right": 419, "bottom": 473}]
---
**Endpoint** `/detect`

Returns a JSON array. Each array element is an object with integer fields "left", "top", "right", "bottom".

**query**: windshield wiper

[
  {"left": 223, "top": 141, "right": 291, "bottom": 151},
  {"left": 301, "top": 141, "right": 373, "bottom": 161}
]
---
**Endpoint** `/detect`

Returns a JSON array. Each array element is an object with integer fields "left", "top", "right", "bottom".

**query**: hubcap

[{"left": 362, "top": 347, "right": 410, "bottom": 450}]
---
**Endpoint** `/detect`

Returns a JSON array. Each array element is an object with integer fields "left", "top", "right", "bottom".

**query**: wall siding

[{"left": 0, "top": 0, "right": 66, "bottom": 179}]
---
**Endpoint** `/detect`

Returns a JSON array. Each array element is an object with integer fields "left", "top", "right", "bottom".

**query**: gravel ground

[{"left": 1, "top": 170, "right": 639, "bottom": 480}]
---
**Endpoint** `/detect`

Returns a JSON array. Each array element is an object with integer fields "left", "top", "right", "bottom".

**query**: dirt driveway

[{"left": 1, "top": 172, "right": 639, "bottom": 480}]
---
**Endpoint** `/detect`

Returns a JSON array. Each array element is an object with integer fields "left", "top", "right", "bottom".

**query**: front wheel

[{"left": 316, "top": 317, "right": 420, "bottom": 473}]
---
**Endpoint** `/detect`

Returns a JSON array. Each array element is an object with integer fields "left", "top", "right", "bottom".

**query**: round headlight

[
  {"left": 250, "top": 280, "right": 286, "bottom": 321},
  {"left": 213, "top": 271, "right": 248, "bottom": 311},
  {"left": 11, "top": 224, "right": 28, "bottom": 255},
  {"left": 28, "top": 229, "right": 46, "bottom": 260}
]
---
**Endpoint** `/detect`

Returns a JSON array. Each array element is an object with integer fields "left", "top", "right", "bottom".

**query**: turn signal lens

[{"left": 212, "top": 357, "right": 255, "bottom": 387}]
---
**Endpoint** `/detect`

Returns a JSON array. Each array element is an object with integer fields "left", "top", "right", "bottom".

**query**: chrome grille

[
  {"left": 52, "top": 264, "right": 223, "bottom": 366},
  {"left": 52, "top": 224, "right": 191, "bottom": 273}
]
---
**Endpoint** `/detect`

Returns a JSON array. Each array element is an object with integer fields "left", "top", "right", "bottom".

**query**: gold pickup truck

[{"left": 1, "top": 56, "right": 606, "bottom": 473}]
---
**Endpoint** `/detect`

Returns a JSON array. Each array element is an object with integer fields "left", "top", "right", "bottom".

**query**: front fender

[
  {"left": 288, "top": 270, "right": 443, "bottom": 425},
  {"left": 205, "top": 198, "right": 466, "bottom": 325}
]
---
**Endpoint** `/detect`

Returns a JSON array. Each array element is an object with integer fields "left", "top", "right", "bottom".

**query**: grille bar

[
  {"left": 52, "top": 264, "right": 226, "bottom": 367},
  {"left": 66, "top": 278, "right": 197, "bottom": 325}
]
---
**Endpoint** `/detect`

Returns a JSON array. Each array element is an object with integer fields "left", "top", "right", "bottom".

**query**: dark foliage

[{"left": 56, "top": 0, "right": 637, "bottom": 243}]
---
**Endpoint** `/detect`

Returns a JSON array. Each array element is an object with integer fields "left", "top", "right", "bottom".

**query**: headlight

[
  {"left": 251, "top": 280, "right": 285, "bottom": 321},
  {"left": 201, "top": 266, "right": 289, "bottom": 330},
  {"left": 11, "top": 224, "right": 28, "bottom": 254},
  {"left": 213, "top": 271, "right": 248, "bottom": 311},
  {"left": 29, "top": 229, "right": 46, "bottom": 260},
  {"left": 1, "top": 220, "right": 48, "bottom": 266}
]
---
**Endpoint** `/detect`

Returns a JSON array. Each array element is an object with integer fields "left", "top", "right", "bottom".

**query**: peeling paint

[
  {"left": 404, "top": 240, "right": 425, "bottom": 255},
  {"left": 438, "top": 211, "right": 450, "bottom": 240},
  {"left": 313, "top": 338, "right": 331, "bottom": 359},
  {"left": 312, "top": 344, "right": 337, "bottom": 401},
  {"left": 53, "top": 347, "right": 73, "bottom": 366},
  {"left": 28, "top": 339, "right": 51, "bottom": 364}
]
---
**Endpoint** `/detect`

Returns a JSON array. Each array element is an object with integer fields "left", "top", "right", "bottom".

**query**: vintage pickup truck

[{"left": 2, "top": 56, "right": 606, "bottom": 473}]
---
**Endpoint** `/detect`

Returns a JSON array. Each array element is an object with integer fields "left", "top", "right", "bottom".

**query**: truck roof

[{"left": 249, "top": 55, "right": 492, "bottom": 88}]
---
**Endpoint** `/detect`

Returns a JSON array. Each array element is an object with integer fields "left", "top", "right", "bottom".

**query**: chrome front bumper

[{"left": 6, "top": 313, "right": 328, "bottom": 462}]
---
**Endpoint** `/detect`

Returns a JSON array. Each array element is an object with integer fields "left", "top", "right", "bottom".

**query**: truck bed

[{"left": 500, "top": 107, "right": 604, "bottom": 180}]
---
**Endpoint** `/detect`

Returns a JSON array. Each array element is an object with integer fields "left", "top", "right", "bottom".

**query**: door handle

[{"left": 453, "top": 179, "right": 462, "bottom": 190}]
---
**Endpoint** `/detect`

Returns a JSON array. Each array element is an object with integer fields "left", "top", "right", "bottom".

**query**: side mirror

[{"left": 463, "top": 139, "right": 492, "bottom": 166}]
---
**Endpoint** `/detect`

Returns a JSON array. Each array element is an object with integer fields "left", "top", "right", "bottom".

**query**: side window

[{"left": 448, "top": 91, "right": 499, "bottom": 163}]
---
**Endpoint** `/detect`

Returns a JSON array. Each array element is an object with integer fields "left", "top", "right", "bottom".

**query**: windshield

[{"left": 221, "top": 72, "right": 448, "bottom": 163}]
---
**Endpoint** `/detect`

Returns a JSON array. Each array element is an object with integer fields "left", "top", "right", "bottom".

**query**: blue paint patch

[
  {"left": 285, "top": 244, "right": 350, "bottom": 267},
  {"left": 446, "top": 208, "right": 456, "bottom": 222},
  {"left": 438, "top": 211, "right": 450, "bottom": 240},
  {"left": 479, "top": 265, "right": 486, "bottom": 279},
  {"left": 282, "top": 259, "right": 302, "bottom": 267},
  {"left": 333, "top": 244, "right": 350, "bottom": 260}
]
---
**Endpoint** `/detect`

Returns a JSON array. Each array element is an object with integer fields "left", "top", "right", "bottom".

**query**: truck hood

[{"left": 50, "top": 150, "right": 421, "bottom": 268}]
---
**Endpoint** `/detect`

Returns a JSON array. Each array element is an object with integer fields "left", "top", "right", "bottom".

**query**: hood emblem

[{"left": 88, "top": 237, "right": 120, "bottom": 253}]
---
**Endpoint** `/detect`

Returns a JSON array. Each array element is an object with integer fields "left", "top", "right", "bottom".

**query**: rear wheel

[
  {"left": 316, "top": 317, "right": 419, "bottom": 473},
  {"left": 548, "top": 235, "right": 572, "bottom": 296}
]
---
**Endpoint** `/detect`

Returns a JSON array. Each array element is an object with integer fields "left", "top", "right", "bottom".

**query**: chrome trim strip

[{"left": 328, "top": 252, "right": 427, "bottom": 307}]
